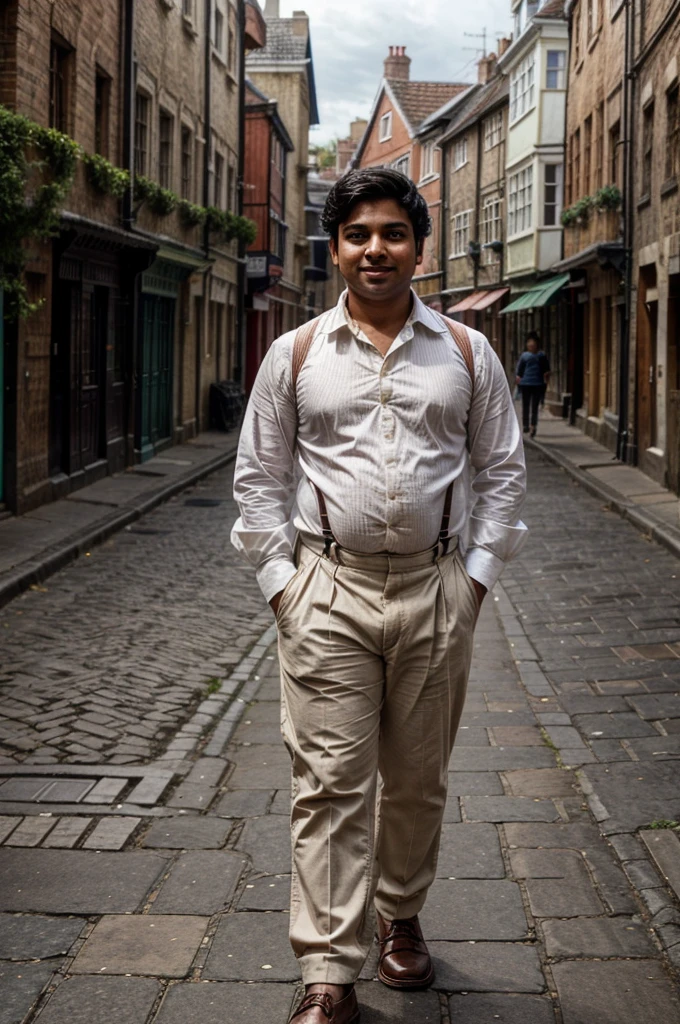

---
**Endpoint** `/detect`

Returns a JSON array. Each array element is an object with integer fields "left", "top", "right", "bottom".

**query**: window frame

[
  {"left": 379, "top": 111, "right": 393, "bottom": 142},
  {"left": 95, "top": 69, "right": 111, "bottom": 157},
  {"left": 508, "top": 164, "right": 533, "bottom": 237},
  {"left": 543, "top": 163, "right": 563, "bottom": 227},
  {"left": 213, "top": 4, "right": 225, "bottom": 56},
  {"left": 420, "top": 140, "right": 437, "bottom": 180},
  {"left": 181, "top": 125, "right": 193, "bottom": 200},
  {"left": 451, "top": 208, "right": 473, "bottom": 258},
  {"left": 641, "top": 100, "right": 654, "bottom": 198},
  {"left": 214, "top": 149, "right": 225, "bottom": 208},
  {"left": 391, "top": 153, "right": 411, "bottom": 178},
  {"left": 481, "top": 194, "right": 502, "bottom": 264},
  {"left": 134, "top": 91, "right": 150, "bottom": 177},
  {"left": 510, "top": 51, "right": 536, "bottom": 124},
  {"left": 453, "top": 135, "right": 468, "bottom": 170},
  {"left": 158, "top": 109, "right": 174, "bottom": 189},
  {"left": 665, "top": 84, "right": 680, "bottom": 186},
  {"left": 49, "top": 37, "right": 72, "bottom": 134},
  {"left": 545, "top": 50, "right": 566, "bottom": 90},
  {"left": 483, "top": 110, "right": 503, "bottom": 151}
]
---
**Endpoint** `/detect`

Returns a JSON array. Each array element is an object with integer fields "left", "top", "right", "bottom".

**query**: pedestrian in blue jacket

[{"left": 516, "top": 332, "right": 550, "bottom": 437}]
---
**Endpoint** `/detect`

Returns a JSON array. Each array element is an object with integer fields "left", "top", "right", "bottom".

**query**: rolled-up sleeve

[
  {"left": 230, "top": 336, "right": 300, "bottom": 603},
  {"left": 464, "top": 338, "right": 528, "bottom": 591}
]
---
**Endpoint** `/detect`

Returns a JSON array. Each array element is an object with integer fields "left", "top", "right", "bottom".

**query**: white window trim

[
  {"left": 419, "top": 140, "right": 438, "bottom": 183},
  {"left": 510, "top": 51, "right": 536, "bottom": 124},
  {"left": 379, "top": 111, "right": 393, "bottom": 143},
  {"left": 508, "top": 164, "right": 533, "bottom": 237},
  {"left": 484, "top": 111, "right": 503, "bottom": 151},
  {"left": 391, "top": 153, "right": 411, "bottom": 178},
  {"left": 542, "top": 162, "right": 563, "bottom": 227},
  {"left": 481, "top": 194, "right": 502, "bottom": 264},
  {"left": 453, "top": 136, "right": 468, "bottom": 171},
  {"left": 545, "top": 50, "right": 566, "bottom": 90},
  {"left": 450, "top": 208, "right": 473, "bottom": 258}
]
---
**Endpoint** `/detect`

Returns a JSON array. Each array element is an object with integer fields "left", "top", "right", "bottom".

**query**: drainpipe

[
  {"left": 122, "top": 0, "right": 135, "bottom": 230},
  {"left": 202, "top": 0, "right": 212, "bottom": 254},
  {"left": 234, "top": 0, "right": 247, "bottom": 387},
  {"left": 439, "top": 141, "right": 448, "bottom": 303},
  {"left": 617, "top": 0, "right": 635, "bottom": 463}
]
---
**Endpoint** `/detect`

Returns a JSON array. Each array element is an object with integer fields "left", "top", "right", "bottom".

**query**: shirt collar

[{"left": 323, "top": 288, "right": 449, "bottom": 341}]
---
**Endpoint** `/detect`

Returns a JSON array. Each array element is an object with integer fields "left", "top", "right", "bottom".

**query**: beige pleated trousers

[{"left": 276, "top": 534, "right": 478, "bottom": 985}]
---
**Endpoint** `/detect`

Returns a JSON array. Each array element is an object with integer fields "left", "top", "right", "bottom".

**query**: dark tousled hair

[
  {"left": 526, "top": 331, "right": 541, "bottom": 344},
  {"left": 321, "top": 168, "right": 432, "bottom": 246}
]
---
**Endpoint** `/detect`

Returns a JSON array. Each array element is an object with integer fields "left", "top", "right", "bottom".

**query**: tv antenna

[{"left": 463, "top": 29, "right": 488, "bottom": 58}]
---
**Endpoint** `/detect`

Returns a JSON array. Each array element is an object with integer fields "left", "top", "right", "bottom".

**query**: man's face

[
  {"left": 527, "top": 339, "right": 538, "bottom": 353},
  {"left": 329, "top": 198, "right": 423, "bottom": 303}
]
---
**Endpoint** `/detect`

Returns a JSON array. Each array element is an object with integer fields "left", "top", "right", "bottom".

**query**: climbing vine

[
  {"left": 0, "top": 105, "right": 80, "bottom": 318},
  {"left": 83, "top": 153, "right": 130, "bottom": 198},
  {"left": 561, "top": 184, "right": 622, "bottom": 227}
]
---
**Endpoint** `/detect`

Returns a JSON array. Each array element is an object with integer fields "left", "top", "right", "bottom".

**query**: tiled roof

[
  {"left": 388, "top": 80, "right": 470, "bottom": 132},
  {"left": 535, "top": 0, "right": 567, "bottom": 19},
  {"left": 451, "top": 75, "right": 508, "bottom": 135},
  {"left": 246, "top": 18, "right": 307, "bottom": 63}
]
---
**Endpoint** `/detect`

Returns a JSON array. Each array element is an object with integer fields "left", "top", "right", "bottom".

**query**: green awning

[{"left": 500, "top": 273, "right": 570, "bottom": 313}]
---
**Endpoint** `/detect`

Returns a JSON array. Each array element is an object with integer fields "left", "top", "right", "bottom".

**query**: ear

[
  {"left": 328, "top": 237, "right": 340, "bottom": 267},
  {"left": 415, "top": 238, "right": 425, "bottom": 266}
]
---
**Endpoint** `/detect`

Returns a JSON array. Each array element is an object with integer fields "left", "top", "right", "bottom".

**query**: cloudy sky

[{"left": 275, "top": 0, "right": 514, "bottom": 144}]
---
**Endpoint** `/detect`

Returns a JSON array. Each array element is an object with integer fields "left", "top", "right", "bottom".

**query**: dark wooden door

[
  {"left": 70, "top": 285, "right": 105, "bottom": 472},
  {"left": 636, "top": 283, "right": 657, "bottom": 454},
  {"left": 139, "top": 294, "right": 174, "bottom": 459}
]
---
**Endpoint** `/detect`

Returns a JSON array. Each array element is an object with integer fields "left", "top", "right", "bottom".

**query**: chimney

[
  {"left": 291, "top": 10, "right": 308, "bottom": 36},
  {"left": 384, "top": 45, "right": 411, "bottom": 81},
  {"left": 497, "top": 36, "right": 512, "bottom": 57},
  {"left": 264, "top": 0, "right": 279, "bottom": 18},
  {"left": 350, "top": 117, "right": 368, "bottom": 144},
  {"left": 477, "top": 53, "right": 497, "bottom": 84}
]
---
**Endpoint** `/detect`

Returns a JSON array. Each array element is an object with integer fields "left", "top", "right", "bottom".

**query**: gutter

[
  {"left": 235, "top": 0, "right": 247, "bottom": 387},
  {"left": 617, "top": 0, "right": 635, "bottom": 463}
]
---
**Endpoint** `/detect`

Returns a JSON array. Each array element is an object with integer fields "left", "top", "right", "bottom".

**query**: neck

[{"left": 346, "top": 287, "right": 413, "bottom": 332}]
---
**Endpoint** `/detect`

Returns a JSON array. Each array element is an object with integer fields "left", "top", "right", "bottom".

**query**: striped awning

[
  {"left": 447, "top": 287, "right": 509, "bottom": 314},
  {"left": 500, "top": 273, "right": 570, "bottom": 313}
]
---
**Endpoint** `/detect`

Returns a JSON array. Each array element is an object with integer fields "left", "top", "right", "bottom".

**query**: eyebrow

[{"left": 342, "top": 221, "right": 410, "bottom": 232}]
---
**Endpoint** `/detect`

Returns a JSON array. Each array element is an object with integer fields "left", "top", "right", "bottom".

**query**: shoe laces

[
  {"left": 386, "top": 917, "right": 420, "bottom": 944},
  {"left": 293, "top": 992, "right": 334, "bottom": 1020}
]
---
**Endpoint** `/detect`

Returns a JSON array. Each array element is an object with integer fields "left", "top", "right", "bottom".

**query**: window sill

[
  {"left": 225, "top": 68, "right": 238, "bottom": 88},
  {"left": 418, "top": 172, "right": 439, "bottom": 187},
  {"left": 379, "top": 136, "right": 392, "bottom": 144},
  {"left": 573, "top": 58, "right": 584, "bottom": 76},
  {"left": 182, "top": 15, "right": 198, "bottom": 39},
  {"left": 610, "top": 0, "right": 625, "bottom": 22},
  {"left": 587, "top": 30, "right": 601, "bottom": 54},
  {"left": 448, "top": 253, "right": 467, "bottom": 261},
  {"left": 212, "top": 48, "right": 227, "bottom": 67},
  {"left": 453, "top": 161, "right": 468, "bottom": 172},
  {"left": 509, "top": 104, "right": 536, "bottom": 129},
  {"left": 637, "top": 193, "right": 651, "bottom": 210},
  {"left": 661, "top": 176, "right": 678, "bottom": 198},
  {"left": 159, "top": 0, "right": 175, "bottom": 9}
]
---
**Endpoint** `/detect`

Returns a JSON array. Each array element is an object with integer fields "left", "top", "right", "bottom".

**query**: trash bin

[{"left": 209, "top": 380, "right": 245, "bottom": 432}]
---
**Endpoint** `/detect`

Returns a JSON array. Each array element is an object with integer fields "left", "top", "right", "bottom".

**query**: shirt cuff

[
  {"left": 256, "top": 556, "right": 298, "bottom": 604},
  {"left": 464, "top": 547, "right": 506, "bottom": 592}
]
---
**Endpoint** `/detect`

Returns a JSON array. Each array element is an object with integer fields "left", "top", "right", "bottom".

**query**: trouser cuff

[{"left": 374, "top": 891, "right": 427, "bottom": 922}]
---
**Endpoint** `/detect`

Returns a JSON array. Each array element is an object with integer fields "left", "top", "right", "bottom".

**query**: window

[
  {"left": 227, "top": 164, "right": 235, "bottom": 210},
  {"left": 609, "top": 119, "right": 621, "bottom": 186},
  {"left": 183, "top": 0, "right": 193, "bottom": 17},
  {"left": 587, "top": 0, "right": 600, "bottom": 37},
  {"left": 134, "top": 92, "right": 150, "bottom": 176},
  {"left": 214, "top": 150, "right": 224, "bottom": 207},
  {"left": 421, "top": 140, "right": 436, "bottom": 179},
  {"left": 641, "top": 102, "right": 654, "bottom": 197},
  {"left": 574, "top": 3, "right": 581, "bottom": 65},
  {"left": 379, "top": 112, "right": 392, "bottom": 142},
  {"left": 453, "top": 136, "right": 468, "bottom": 169},
  {"left": 481, "top": 195, "right": 502, "bottom": 264},
  {"left": 484, "top": 111, "right": 503, "bottom": 150},
  {"left": 181, "top": 126, "right": 192, "bottom": 200},
  {"left": 508, "top": 165, "right": 533, "bottom": 235},
  {"left": 583, "top": 115, "right": 592, "bottom": 192},
  {"left": 214, "top": 6, "right": 224, "bottom": 54},
  {"left": 573, "top": 127, "right": 581, "bottom": 198},
  {"left": 546, "top": 51, "right": 566, "bottom": 90},
  {"left": 159, "top": 111, "right": 173, "bottom": 188},
  {"left": 595, "top": 102, "right": 604, "bottom": 190},
  {"left": 49, "top": 38, "right": 71, "bottom": 132},
  {"left": 452, "top": 209, "right": 472, "bottom": 257},
  {"left": 392, "top": 153, "right": 410, "bottom": 178},
  {"left": 543, "top": 164, "right": 563, "bottom": 225},
  {"left": 666, "top": 85, "right": 680, "bottom": 183},
  {"left": 95, "top": 71, "right": 110, "bottom": 156},
  {"left": 510, "top": 52, "right": 536, "bottom": 122},
  {"left": 228, "top": 13, "right": 236, "bottom": 72}
]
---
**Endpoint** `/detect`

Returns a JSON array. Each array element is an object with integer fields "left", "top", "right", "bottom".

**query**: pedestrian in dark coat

[{"left": 516, "top": 332, "right": 550, "bottom": 437}]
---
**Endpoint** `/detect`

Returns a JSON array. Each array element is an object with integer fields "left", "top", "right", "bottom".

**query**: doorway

[{"left": 635, "top": 266, "right": 658, "bottom": 454}]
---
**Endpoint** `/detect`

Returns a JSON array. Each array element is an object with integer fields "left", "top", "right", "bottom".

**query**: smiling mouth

[{"left": 360, "top": 266, "right": 395, "bottom": 275}]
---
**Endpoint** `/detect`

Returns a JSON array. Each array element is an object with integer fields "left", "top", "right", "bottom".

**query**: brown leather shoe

[
  {"left": 376, "top": 912, "right": 435, "bottom": 989},
  {"left": 290, "top": 987, "right": 360, "bottom": 1023}
]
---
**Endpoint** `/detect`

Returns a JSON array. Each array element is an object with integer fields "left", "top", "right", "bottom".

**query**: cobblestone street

[{"left": 1, "top": 452, "right": 680, "bottom": 1023}]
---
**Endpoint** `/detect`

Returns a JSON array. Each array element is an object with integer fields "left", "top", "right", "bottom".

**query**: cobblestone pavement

[
  {"left": 0, "top": 469, "right": 269, "bottom": 766},
  {"left": 1, "top": 453, "right": 680, "bottom": 1023}
]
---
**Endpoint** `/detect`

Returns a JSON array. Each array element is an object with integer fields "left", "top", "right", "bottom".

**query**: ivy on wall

[
  {"left": 0, "top": 104, "right": 258, "bottom": 319},
  {"left": 561, "top": 185, "right": 622, "bottom": 227}
]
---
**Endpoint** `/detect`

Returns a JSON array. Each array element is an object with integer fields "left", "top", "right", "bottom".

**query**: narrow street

[{"left": 1, "top": 451, "right": 680, "bottom": 1023}]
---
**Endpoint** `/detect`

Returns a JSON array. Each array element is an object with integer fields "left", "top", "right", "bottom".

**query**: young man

[{"left": 232, "top": 168, "right": 527, "bottom": 1023}]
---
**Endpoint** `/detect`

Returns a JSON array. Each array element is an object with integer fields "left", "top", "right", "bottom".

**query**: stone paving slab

[
  {"left": 151, "top": 851, "right": 247, "bottom": 916},
  {"left": 203, "top": 913, "right": 298, "bottom": 982},
  {"left": 238, "top": 874, "right": 291, "bottom": 911},
  {"left": 420, "top": 880, "right": 528, "bottom": 940},
  {"left": 0, "top": 850, "right": 169, "bottom": 913},
  {"left": 640, "top": 829, "right": 680, "bottom": 899},
  {"left": 541, "top": 916, "right": 657, "bottom": 959},
  {"left": 448, "top": 993, "right": 556, "bottom": 1024},
  {"left": 461, "top": 796, "right": 560, "bottom": 822},
  {"left": 236, "top": 816, "right": 292, "bottom": 874},
  {"left": 435, "top": 823, "right": 504, "bottom": 878},
  {"left": 35, "top": 976, "right": 161, "bottom": 1024},
  {"left": 0, "top": 961, "right": 60, "bottom": 1024},
  {"left": 429, "top": 942, "right": 545, "bottom": 993},
  {"left": 154, "top": 982, "right": 294, "bottom": 1024},
  {"left": 0, "top": 914, "right": 85, "bottom": 959},
  {"left": 354, "top": 982, "right": 440, "bottom": 1022},
  {"left": 71, "top": 915, "right": 209, "bottom": 977},
  {"left": 445, "top": 772, "right": 503, "bottom": 795},
  {"left": 581, "top": 761, "right": 680, "bottom": 834},
  {"left": 551, "top": 960, "right": 680, "bottom": 1024},
  {"left": 142, "top": 817, "right": 233, "bottom": 849},
  {"left": 449, "top": 748, "right": 556, "bottom": 771}
]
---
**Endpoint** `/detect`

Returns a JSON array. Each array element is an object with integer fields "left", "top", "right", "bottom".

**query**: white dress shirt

[{"left": 231, "top": 290, "right": 527, "bottom": 602}]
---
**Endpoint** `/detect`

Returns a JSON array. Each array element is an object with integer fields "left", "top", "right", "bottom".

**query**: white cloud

[{"left": 276, "top": 0, "right": 513, "bottom": 142}]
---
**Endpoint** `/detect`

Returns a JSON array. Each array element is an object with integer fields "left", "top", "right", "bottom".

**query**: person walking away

[
  {"left": 232, "top": 168, "right": 528, "bottom": 1024},
  {"left": 516, "top": 331, "right": 550, "bottom": 437}
]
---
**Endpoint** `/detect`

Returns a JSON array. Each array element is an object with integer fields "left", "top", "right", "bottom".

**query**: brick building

[
  {"left": 352, "top": 46, "right": 469, "bottom": 305},
  {"left": 245, "top": 0, "right": 320, "bottom": 337},
  {"left": 439, "top": 53, "right": 512, "bottom": 371},
  {"left": 554, "top": 0, "right": 626, "bottom": 440},
  {"left": 0, "top": 0, "right": 266, "bottom": 515}
]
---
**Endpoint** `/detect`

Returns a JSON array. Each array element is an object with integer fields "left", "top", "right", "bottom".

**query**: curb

[
  {"left": 0, "top": 444, "right": 238, "bottom": 610},
  {"left": 527, "top": 436, "right": 680, "bottom": 562}
]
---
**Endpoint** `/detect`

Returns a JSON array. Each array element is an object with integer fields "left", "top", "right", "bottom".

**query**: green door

[{"left": 139, "top": 294, "right": 174, "bottom": 461}]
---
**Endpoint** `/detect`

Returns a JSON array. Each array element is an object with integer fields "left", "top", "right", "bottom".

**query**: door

[
  {"left": 636, "top": 269, "right": 658, "bottom": 453},
  {"left": 569, "top": 299, "right": 585, "bottom": 424},
  {"left": 667, "top": 274, "right": 680, "bottom": 492},
  {"left": 139, "top": 294, "right": 174, "bottom": 459}
]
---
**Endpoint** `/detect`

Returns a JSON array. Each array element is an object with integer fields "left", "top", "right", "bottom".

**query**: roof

[
  {"left": 388, "top": 80, "right": 469, "bottom": 133},
  {"left": 246, "top": 18, "right": 308, "bottom": 63},
  {"left": 440, "top": 74, "right": 508, "bottom": 141}
]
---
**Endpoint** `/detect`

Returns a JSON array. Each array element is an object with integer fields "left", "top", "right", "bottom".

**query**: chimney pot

[{"left": 384, "top": 44, "right": 411, "bottom": 81}]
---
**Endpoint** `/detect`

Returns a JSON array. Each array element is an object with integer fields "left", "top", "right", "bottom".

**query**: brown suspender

[{"left": 291, "top": 312, "right": 475, "bottom": 557}]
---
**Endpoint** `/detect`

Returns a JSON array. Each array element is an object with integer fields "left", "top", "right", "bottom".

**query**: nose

[{"left": 364, "top": 233, "right": 387, "bottom": 260}]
